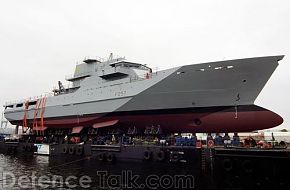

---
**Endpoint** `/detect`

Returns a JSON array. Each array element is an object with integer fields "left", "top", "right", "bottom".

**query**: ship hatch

[{"left": 93, "top": 120, "right": 119, "bottom": 129}]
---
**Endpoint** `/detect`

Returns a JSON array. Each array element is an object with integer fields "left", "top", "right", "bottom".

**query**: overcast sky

[{"left": 0, "top": 0, "right": 289, "bottom": 130}]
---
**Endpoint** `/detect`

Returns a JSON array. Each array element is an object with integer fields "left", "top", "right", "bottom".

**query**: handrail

[
  {"left": 4, "top": 93, "right": 53, "bottom": 106},
  {"left": 82, "top": 56, "right": 107, "bottom": 63},
  {"left": 80, "top": 55, "right": 125, "bottom": 65}
]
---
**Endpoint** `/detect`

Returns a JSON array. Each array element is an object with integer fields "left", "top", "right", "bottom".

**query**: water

[
  {"left": 2, "top": 153, "right": 288, "bottom": 190},
  {"left": 0, "top": 154, "right": 204, "bottom": 190}
]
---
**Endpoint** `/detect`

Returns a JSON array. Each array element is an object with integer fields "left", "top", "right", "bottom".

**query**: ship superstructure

[{"left": 3, "top": 54, "right": 284, "bottom": 133}]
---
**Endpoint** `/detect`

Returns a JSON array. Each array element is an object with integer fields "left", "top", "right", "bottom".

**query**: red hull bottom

[
  {"left": 11, "top": 105, "right": 283, "bottom": 133},
  {"left": 117, "top": 109, "right": 282, "bottom": 133}
]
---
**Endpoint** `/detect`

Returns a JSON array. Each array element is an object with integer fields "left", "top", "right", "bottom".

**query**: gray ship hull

[{"left": 4, "top": 55, "right": 284, "bottom": 132}]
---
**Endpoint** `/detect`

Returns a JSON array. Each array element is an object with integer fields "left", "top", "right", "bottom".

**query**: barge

[{"left": 1, "top": 138, "right": 289, "bottom": 189}]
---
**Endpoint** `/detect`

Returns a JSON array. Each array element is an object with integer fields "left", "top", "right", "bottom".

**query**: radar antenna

[{"left": 108, "top": 53, "right": 113, "bottom": 61}]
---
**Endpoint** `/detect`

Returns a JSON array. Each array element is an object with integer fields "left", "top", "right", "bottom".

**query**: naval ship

[{"left": 3, "top": 54, "right": 284, "bottom": 134}]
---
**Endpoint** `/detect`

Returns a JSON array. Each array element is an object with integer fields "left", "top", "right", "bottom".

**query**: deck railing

[{"left": 4, "top": 92, "right": 54, "bottom": 106}]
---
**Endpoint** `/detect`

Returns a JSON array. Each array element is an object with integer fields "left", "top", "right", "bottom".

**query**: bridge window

[
  {"left": 28, "top": 101, "right": 37, "bottom": 106},
  {"left": 16, "top": 103, "right": 23, "bottom": 108}
]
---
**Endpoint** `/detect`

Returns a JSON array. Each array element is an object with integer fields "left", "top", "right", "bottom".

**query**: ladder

[{"left": 32, "top": 96, "right": 47, "bottom": 136}]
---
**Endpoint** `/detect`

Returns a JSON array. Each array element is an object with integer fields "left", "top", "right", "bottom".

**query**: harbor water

[{"left": 0, "top": 154, "right": 204, "bottom": 190}]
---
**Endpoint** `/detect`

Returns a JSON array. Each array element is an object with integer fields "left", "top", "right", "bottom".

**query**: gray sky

[{"left": 0, "top": 0, "right": 289, "bottom": 130}]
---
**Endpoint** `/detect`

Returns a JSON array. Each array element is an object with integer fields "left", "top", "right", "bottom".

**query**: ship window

[
  {"left": 214, "top": 66, "right": 223, "bottom": 70},
  {"left": 28, "top": 101, "right": 37, "bottom": 106},
  {"left": 16, "top": 103, "right": 23, "bottom": 108},
  {"left": 5, "top": 105, "right": 14, "bottom": 109}
]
